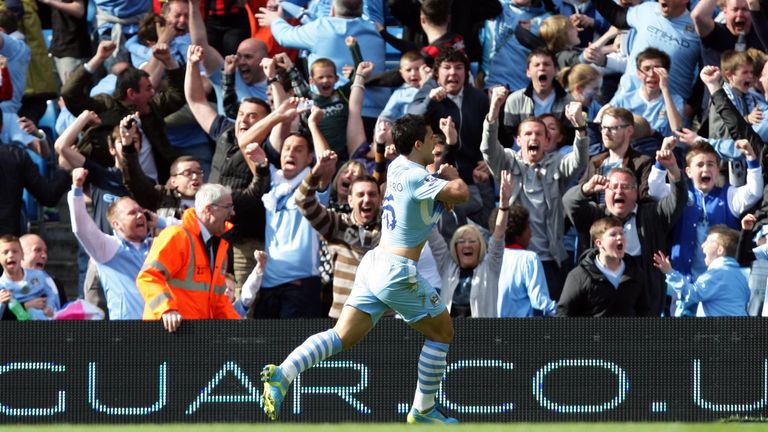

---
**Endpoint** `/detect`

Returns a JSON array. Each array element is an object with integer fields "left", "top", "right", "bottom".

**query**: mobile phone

[{"left": 297, "top": 100, "right": 314, "bottom": 111}]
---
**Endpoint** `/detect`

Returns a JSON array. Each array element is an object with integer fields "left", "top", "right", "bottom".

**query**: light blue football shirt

[{"left": 380, "top": 156, "right": 448, "bottom": 248}]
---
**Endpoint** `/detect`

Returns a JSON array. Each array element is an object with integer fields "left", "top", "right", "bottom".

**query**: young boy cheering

[
  {"left": 557, "top": 217, "right": 649, "bottom": 317},
  {"left": 653, "top": 226, "right": 749, "bottom": 316}
]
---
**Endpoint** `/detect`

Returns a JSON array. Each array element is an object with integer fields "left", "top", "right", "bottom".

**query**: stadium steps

[{"left": 31, "top": 195, "right": 81, "bottom": 301}]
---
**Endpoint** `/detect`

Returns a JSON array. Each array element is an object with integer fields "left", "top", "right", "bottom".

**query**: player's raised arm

[{"left": 435, "top": 163, "right": 469, "bottom": 204}]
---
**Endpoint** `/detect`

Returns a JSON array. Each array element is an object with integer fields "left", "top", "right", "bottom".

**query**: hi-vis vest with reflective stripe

[
  {"left": 170, "top": 228, "right": 227, "bottom": 294},
  {"left": 138, "top": 209, "right": 238, "bottom": 320}
]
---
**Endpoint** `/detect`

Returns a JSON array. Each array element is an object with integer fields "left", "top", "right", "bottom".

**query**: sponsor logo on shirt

[
  {"left": 321, "top": 102, "right": 345, "bottom": 117},
  {"left": 647, "top": 25, "right": 692, "bottom": 48}
]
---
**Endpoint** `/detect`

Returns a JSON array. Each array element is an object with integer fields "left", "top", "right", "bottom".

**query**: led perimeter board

[{"left": 0, "top": 318, "right": 766, "bottom": 423}]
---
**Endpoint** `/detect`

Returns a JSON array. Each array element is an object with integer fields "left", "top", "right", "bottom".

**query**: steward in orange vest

[{"left": 138, "top": 198, "right": 240, "bottom": 326}]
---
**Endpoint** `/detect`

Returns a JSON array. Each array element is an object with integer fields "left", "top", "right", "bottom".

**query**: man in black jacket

[
  {"left": 408, "top": 48, "right": 489, "bottom": 185},
  {"left": 61, "top": 40, "right": 184, "bottom": 184},
  {"left": 0, "top": 145, "right": 70, "bottom": 236},
  {"left": 563, "top": 152, "right": 687, "bottom": 316}
]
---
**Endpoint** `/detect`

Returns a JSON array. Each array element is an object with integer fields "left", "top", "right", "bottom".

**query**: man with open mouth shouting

[
  {"left": 483, "top": 88, "right": 589, "bottom": 302},
  {"left": 691, "top": 0, "right": 760, "bottom": 67},
  {"left": 503, "top": 48, "right": 573, "bottom": 147},
  {"left": 563, "top": 150, "right": 688, "bottom": 317}
]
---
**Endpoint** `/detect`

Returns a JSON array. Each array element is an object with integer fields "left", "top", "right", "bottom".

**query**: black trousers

[
  {"left": 542, "top": 259, "right": 566, "bottom": 302},
  {"left": 251, "top": 276, "right": 324, "bottom": 319}
]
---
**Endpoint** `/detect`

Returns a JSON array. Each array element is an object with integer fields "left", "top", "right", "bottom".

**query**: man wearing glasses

[
  {"left": 121, "top": 155, "right": 204, "bottom": 219},
  {"left": 609, "top": 48, "right": 685, "bottom": 138},
  {"left": 582, "top": 107, "right": 654, "bottom": 200},
  {"left": 563, "top": 151, "right": 688, "bottom": 316},
  {"left": 137, "top": 183, "right": 241, "bottom": 332}
]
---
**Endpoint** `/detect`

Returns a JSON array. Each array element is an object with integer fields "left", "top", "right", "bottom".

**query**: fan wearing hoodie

[{"left": 502, "top": 48, "right": 574, "bottom": 147}]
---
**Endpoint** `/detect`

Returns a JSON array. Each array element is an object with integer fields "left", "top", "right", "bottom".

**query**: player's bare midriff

[{"left": 381, "top": 241, "right": 426, "bottom": 262}]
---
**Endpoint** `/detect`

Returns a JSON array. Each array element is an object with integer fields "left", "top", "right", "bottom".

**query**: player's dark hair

[{"left": 392, "top": 114, "right": 429, "bottom": 156}]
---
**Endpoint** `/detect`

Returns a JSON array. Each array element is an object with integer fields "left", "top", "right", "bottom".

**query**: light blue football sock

[
  {"left": 279, "top": 329, "right": 343, "bottom": 383},
  {"left": 412, "top": 339, "right": 449, "bottom": 411}
]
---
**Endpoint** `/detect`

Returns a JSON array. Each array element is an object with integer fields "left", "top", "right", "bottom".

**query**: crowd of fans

[{"left": 2, "top": 0, "right": 768, "bottom": 323}]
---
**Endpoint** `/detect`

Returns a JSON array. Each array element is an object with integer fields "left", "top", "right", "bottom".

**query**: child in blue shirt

[
  {"left": 609, "top": 47, "right": 685, "bottom": 137},
  {"left": 379, "top": 51, "right": 426, "bottom": 122},
  {"left": 0, "top": 235, "right": 59, "bottom": 320},
  {"left": 654, "top": 225, "right": 749, "bottom": 317}
]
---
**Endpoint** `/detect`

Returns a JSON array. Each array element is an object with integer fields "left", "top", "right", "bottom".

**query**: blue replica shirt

[
  {"left": 262, "top": 168, "right": 330, "bottom": 288},
  {"left": 380, "top": 155, "right": 448, "bottom": 248},
  {"left": 497, "top": 247, "right": 555, "bottom": 317},
  {"left": 2, "top": 112, "right": 36, "bottom": 146},
  {"left": 94, "top": 0, "right": 151, "bottom": 18},
  {"left": 235, "top": 72, "right": 268, "bottom": 103},
  {"left": 95, "top": 240, "right": 150, "bottom": 320},
  {"left": 306, "top": 0, "right": 385, "bottom": 26},
  {"left": 69, "top": 188, "right": 149, "bottom": 319},
  {"left": 310, "top": 0, "right": 393, "bottom": 23},
  {"left": 0, "top": 268, "right": 60, "bottom": 320},
  {"left": 482, "top": 2, "right": 551, "bottom": 91},
  {"left": 379, "top": 85, "right": 418, "bottom": 122},
  {"left": 749, "top": 90, "right": 768, "bottom": 142},
  {"left": 665, "top": 256, "right": 749, "bottom": 317},
  {"left": 0, "top": 33, "right": 30, "bottom": 114},
  {"left": 610, "top": 89, "right": 685, "bottom": 136},
  {"left": 270, "top": 15, "right": 390, "bottom": 117},
  {"left": 125, "top": 33, "right": 189, "bottom": 68},
  {"left": 93, "top": 0, "right": 151, "bottom": 36},
  {"left": 623, "top": 2, "right": 700, "bottom": 100}
]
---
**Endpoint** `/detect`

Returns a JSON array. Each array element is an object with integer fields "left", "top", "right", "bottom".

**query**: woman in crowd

[{"left": 429, "top": 171, "right": 512, "bottom": 317}]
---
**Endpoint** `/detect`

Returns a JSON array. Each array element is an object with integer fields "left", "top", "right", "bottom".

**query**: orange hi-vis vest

[{"left": 137, "top": 208, "right": 239, "bottom": 320}]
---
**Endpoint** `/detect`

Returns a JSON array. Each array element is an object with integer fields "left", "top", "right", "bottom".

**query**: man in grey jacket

[{"left": 482, "top": 86, "right": 589, "bottom": 300}]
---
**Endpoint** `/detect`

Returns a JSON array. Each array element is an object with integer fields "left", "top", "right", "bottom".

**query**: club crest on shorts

[{"left": 429, "top": 293, "right": 440, "bottom": 307}]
